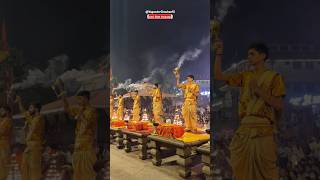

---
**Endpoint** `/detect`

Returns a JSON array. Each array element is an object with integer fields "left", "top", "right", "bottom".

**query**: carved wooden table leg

[
  {"left": 138, "top": 137, "right": 148, "bottom": 160},
  {"left": 123, "top": 134, "right": 132, "bottom": 153},
  {"left": 110, "top": 134, "right": 113, "bottom": 144},
  {"left": 115, "top": 130, "right": 124, "bottom": 149},
  {"left": 149, "top": 140, "right": 162, "bottom": 166},
  {"left": 176, "top": 147, "right": 192, "bottom": 178},
  {"left": 202, "top": 153, "right": 212, "bottom": 180},
  {"left": 197, "top": 143, "right": 212, "bottom": 180}
]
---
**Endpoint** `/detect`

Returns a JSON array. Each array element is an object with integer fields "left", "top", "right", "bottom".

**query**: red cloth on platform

[
  {"left": 156, "top": 124, "right": 185, "bottom": 138},
  {"left": 127, "top": 121, "right": 152, "bottom": 131},
  {"left": 110, "top": 120, "right": 126, "bottom": 127}
]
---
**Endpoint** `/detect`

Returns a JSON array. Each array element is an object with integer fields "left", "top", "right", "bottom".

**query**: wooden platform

[
  {"left": 148, "top": 135, "right": 209, "bottom": 178},
  {"left": 197, "top": 143, "right": 212, "bottom": 180},
  {"left": 121, "top": 129, "right": 152, "bottom": 160}
]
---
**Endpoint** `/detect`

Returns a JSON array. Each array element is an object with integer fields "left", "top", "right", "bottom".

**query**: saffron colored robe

[
  {"left": 132, "top": 95, "right": 141, "bottom": 121},
  {"left": 178, "top": 82, "right": 200, "bottom": 131},
  {"left": 150, "top": 88, "right": 163, "bottom": 123},
  {"left": 117, "top": 96, "right": 124, "bottom": 121},
  {"left": 0, "top": 117, "right": 12, "bottom": 180},
  {"left": 67, "top": 105, "right": 98, "bottom": 180},
  {"left": 226, "top": 69, "right": 285, "bottom": 180},
  {"left": 21, "top": 113, "right": 44, "bottom": 180}
]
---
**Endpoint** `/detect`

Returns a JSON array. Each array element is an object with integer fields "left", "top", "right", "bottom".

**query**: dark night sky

[
  {"left": 111, "top": 0, "right": 210, "bottom": 82},
  {"left": 0, "top": 0, "right": 108, "bottom": 68},
  {"left": 1, "top": 0, "right": 319, "bottom": 71},
  {"left": 218, "top": 0, "right": 320, "bottom": 68},
  {"left": 111, "top": 0, "right": 320, "bottom": 82}
]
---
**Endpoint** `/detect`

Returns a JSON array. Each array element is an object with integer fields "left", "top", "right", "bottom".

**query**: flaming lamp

[
  {"left": 210, "top": 16, "right": 221, "bottom": 41},
  {"left": 52, "top": 78, "right": 65, "bottom": 97},
  {"left": 173, "top": 67, "right": 180, "bottom": 77}
]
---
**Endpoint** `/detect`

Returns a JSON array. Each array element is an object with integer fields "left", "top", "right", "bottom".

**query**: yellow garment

[
  {"left": 21, "top": 142, "right": 42, "bottom": 180},
  {"left": 230, "top": 117, "right": 278, "bottom": 180},
  {"left": 226, "top": 69, "right": 285, "bottom": 121},
  {"left": 226, "top": 69, "right": 286, "bottom": 180},
  {"left": 21, "top": 113, "right": 44, "bottom": 180},
  {"left": 68, "top": 105, "right": 98, "bottom": 180},
  {"left": 117, "top": 96, "right": 124, "bottom": 121},
  {"left": 132, "top": 95, "right": 141, "bottom": 121},
  {"left": 150, "top": 88, "right": 163, "bottom": 123},
  {"left": 177, "top": 132, "right": 210, "bottom": 143},
  {"left": 178, "top": 82, "right": 200, "bottom": 131},
  {"left": 110, "top": 97, "right": 114, "bottom": 120},
  {"left": 0, "top": 117, "right": 12, "bottom": 180},
  {"left": 72, "top": 149, "right": 96, "bottom": 180}
]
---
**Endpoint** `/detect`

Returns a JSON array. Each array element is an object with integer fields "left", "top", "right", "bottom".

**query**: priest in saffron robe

[
  {"left": 0, "top": 106, "right": 12, "bottom": 180},
  {"left": 62, "top": 91, "right": 98, "bottom": 180},
  {"left": 131, "top": 90, "right": 141, "bottom": 121},
  {"left": 214, "top": 41, "right": 285, "bottom": 180},
  {"left": 175, "top": 74, "right": 200, "bottom": 132},
  {"left": 144, "top": 83, "right": 164, "bottom": 123},
  {"left": 16, "top": 96, "right": 44, "bottom": 180},
  {"left": 117, "top": 94, "right": 124, "bottom": 121}
]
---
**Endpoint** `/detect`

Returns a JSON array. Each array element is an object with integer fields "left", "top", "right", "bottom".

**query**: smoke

[
  {"left": 176, "top": 35, "right": 210, "bottom": 68},
  {"left": 114, "top": 69, "right": 176, "bottom": 94},
  {"left": 58, "top": 69, "right": 96, "bottom": 81},
  {"left": 215, "top": 0, "right": 236, "bottom": 22},
  {"left": 11, "top": 69, "right": 46, "bottom": 90},
  {"left": 143, "top": 51, "right": 158, "bottom": 74},
  {"left": 113, "top": 55, "right": 177, "bottom": 93},
  {"left": 11, "top": 55, "right": 69, "bottom": 90},
  {"left": 141, "top": 68, "right": 175, "bottom": 92},
  {"left": 114, "top": 36, "right": 210, "bottom": 93},
  {"left": 113, "top": 79, "right": 132, "bottom": 91},
  {"left": 177, "top": 48, "right": 202, "bottom": 68},
  {"left": 113, "top": 79, "right": 148, "bottom": 93},
  {"left": 11, "top": 54, "right": 100, "bottom": 93},
  {"left": 45, "top": 55, "right": 69, "bottom": 80},
  {"left": 142, "top": 68, "right": 166, "bottom": 82}
]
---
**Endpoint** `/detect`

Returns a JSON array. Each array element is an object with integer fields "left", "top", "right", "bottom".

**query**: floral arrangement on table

[
  {"left": 156, "top": 124, "right": 185, "bottom": 138},
  {"left": 127, "top": 121, "right": 153, "bottom": 133},
  {"left": 110, "top": 120, "right": 126, "bottom": 128}
]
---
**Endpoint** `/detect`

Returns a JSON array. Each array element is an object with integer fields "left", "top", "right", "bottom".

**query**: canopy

[
  {"left": 13, "top": 90, "right": 106, "bottom": 119},
  {"left": 123, "top": 89, "right": 176, "bottom": 98},
  {"left": 41, "top": 90, "right": 106, "bottom": 111}
]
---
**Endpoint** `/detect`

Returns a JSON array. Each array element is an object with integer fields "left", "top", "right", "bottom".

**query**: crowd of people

[
  {"left": 278, "top": 137, "right": 320, "bottom": 179},
  {"left": 197, "top": 105, "right": 210, "bottom": 128},
  {"left": 211, "top": 114, "right": 320, "bottom": 180},
  {"left": 211, "top": 130, "right": 233, "bottom": 180}
]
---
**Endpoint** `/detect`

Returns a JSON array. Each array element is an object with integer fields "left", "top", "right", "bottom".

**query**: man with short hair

[
  {"left": 0, "top": 106, "right": 13, "bottom": 180},
  {"left": 131, "top": 90, "right": 141, "bottom": 121},
  {"left": 117, "top": 94, "right": 124, "bottom": 121},
  {"left": 214, "top": 41, "right": 286, "bottom": 180},
  {"left": 145, "top": 83, "right": 164, "bottom": 123},
  {"left": 150, "top": 83, "right": 164, "bottom": 123},
  {"left": 175, "top": 74, "right": 200, "bottom": 132},
  {"left": 16, "top": 96, "right": 44, "bottom": 180},
  {"left": 61, "top": 90, "right": 98, "bottom": 180}
]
